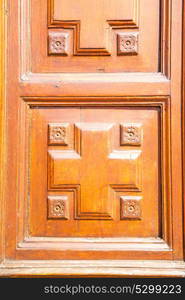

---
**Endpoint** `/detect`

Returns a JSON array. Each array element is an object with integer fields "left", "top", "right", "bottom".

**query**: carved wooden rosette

[
  {"left": 48, "top": 196, "right": 69, "bottom": 219},
  {"left": 48, "top": 123, "right": 70, "bottom": 145},
  {"left": 120, "top": 196, "right": 142, "bottom": 220},
  {"left": 117, "top": 32, "right": 139, "bottom": 55},
  {"left": 48, "top": 31, "right": 68, "bottom": 55},
  {"left": 120, "top": 123, "right": 142, "bottom": 146}
]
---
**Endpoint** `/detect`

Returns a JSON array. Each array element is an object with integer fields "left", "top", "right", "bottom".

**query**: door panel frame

[
  {"left": 15, "top": 96, "right": 171, "bottom": 260},
  {"left": 0, "top": 0, "right": 185, "bottom": 276},
  {"left": 182, "top": 0, "right": 185, "bottom": 264},
  {"left": 0, "top": 0, "right": 6, "bottom": 267}
]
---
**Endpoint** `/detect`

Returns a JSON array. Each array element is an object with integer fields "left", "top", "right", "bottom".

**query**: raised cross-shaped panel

[
  {"left": 29, "top": 104, "right": 161, "bottom": 237},
  {"left": 49, "top": 0, "right": 139, "bottom": 55},
  {"left": 48, "top": 123, "right": 142, "bottom": 220}
]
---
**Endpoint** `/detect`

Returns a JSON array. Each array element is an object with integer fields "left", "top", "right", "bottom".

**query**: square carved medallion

[
  {"left": 120, "top": 196, "right": 142, "bottom": 220},
  {"left": 48, "top": 196, "right": 69, "bottom": 219}
]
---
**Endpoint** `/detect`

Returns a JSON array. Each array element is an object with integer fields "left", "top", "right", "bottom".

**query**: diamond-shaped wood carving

[
  {"left": 48, "top": 123, "right": 69, "bottom": 146},
  {"left": 48, "top": 196, "right": 69, "bottom": 219},
  {"left": 120, "top": 196, "right": 142, "bottom": 220},
  {"left": 117, "top": 32, "right": 139, "bottom": 55},
  {"left": 48, "top": 31, "right": 68, "bottom": 55},
  {"left": 120, "top": 123, "right": 142, "bottom": 146}
]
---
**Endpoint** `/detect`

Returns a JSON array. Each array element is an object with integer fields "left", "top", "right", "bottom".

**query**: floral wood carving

[
  {"left": 120, "top": 123, "right": 142, "bottom": 146},
  {"left": 48, "top": 123, "right": 69, "bottom": 145},
  {"left": 48, "top": 31, "right": 68, "bottom": 55},
  {"left": 120, "top": 196, "right": 142, "bottom": 220},
  {"left": 117, "top": 32, "right": 139, "bottom": 55},
  {"left": 48, "top": 196, "right": 69, "bottom": 219}
]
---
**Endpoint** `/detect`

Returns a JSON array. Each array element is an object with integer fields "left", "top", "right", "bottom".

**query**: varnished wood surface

[
  {"left": 170, "top": 0, "right": 183, "bottom": 259},
  {"left": 44, "top": 0, "right": 159, "bottom": 71},
  {"left": 0, "top": 0, "right": 184, "bottom": 277},
  {"left": 13, "top": 96, "right": 173, "bottom": 261},
  {"left": 31, "top": 106, "right": 159, "bottom": 237},
  {"left": 182, "top": 0, "right": 185, "bottom": 261},
  {"left": 0, "top": 0, "right": 5, "bottom": 265},
  {"left": 0, "top": 260, "right": 185, "bottom": 277}
]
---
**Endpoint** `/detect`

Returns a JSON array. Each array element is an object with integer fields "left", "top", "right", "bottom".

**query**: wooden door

[{"left": 0, "top": 0, "right": 185, "bottom": 276}]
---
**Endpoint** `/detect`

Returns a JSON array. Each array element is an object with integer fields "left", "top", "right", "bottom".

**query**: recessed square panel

[
  {"left": 28, "top": 0, "right": 161, "bottom": 73},
  {"left": 29, "top": 104, "right": 160, "bottom": 238}
]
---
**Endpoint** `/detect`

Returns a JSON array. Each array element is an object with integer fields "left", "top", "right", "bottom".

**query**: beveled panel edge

[
  {"left": 20, "top": 0, "right": 171, "bottom": 80},
  {"left": 17, "top": 236, "right": 171, "bottom": 252},
  {"left": 0, "top": 260, "right": 185, "bottom": 277},
  {"left": 0, "top": 0, "right": 6, "bottom": 264},
  {"left": 19, "top": 73, "right": 170, "bottom": 97},
  {"left": 182, "top": 0, "right": 185, "bottom": 262},
  {"left": 20, "top": 72, "right": 170, "bottom": 83},
  {"left": 22, "top": 95, "right": 169, "bottom": 104},
  {"left": 160, "top": 0, "right": 172, "bottom": 78},
  {"left": 48, "top": 0, "right": 139, "bottom": 56},
  {"left": 16, "top": 96, "right": 172, "bottom": 254}
]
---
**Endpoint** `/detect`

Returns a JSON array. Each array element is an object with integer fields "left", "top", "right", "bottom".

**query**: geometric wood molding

[
  {"left": 48, "top": 123, "right": 70, "bottom": 145},
  {"left": 48, "top": 120, "right": 143, "bottom": 220},
  {"left": 48, "top": 0, "right": 139, "bottom": 56},
  {"left": 17, "top": 97, "right": 171, "bottom": 259},
  {"left": 117, "top": 32, "right": 139, "bottom": 55},
  {"left": 48, "top": 31, "right": 68, "bottom": 55},
  {"left": 0, "top": 260, "right": 185, "bottom": 277},
  {"left": 47, "top": 195, "right": 69, "bottom": 219},
  {"left": 120, "top": 196, "right": 142, "bottom": 220},
  {"left": 20, "top": 0, "right": 172, "bottom": 76},
  {"left": 120, "top": 123, "right": 142, "bottom": 146}
]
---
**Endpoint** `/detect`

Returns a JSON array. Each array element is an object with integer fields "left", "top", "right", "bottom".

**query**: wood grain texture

[
  {"left": 170, "top": 0, "right": 183, "bottom": 260},
  {"left": 19, "top": 0, "right": 170, "bottom": 75},
  {"left": 47, "top": 119, "right": 142, "bottom": 221},
  {"left": 160, "top": 0, "right": 172, "bottom": 77},
  {"left": 0, "top": 260, "right": 185, "bottom": 277},
  {"left": 14, "top": 97, "right": 172, "bottom": 258},
  {"left": 182, "top": 0, "right": 185, "bottom": 261},
  {"left": 48, "top": 0, "right": 139, "bottom": 56},
  {"left": 0, "top": 0, "right": 5, "bottom": 264},
  {"left": 0, "top": 0, "right": 184, "bottom": 277},
  {"left": 28, "top": 0, "right": 160, "bottom": 72}
]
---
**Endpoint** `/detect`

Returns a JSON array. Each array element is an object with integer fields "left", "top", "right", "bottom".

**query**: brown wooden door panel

[
  {"left": 29, "top": 105, "right": 159, "bottom": 238},
  {"left": 15, "top": 96, "right": 172, "bottom": 261},
  {"left": 31, "top": 0, "right": 160, "bottom": 73},
  {"left": 1, "top": 0, "right": 184, "bottom": 276}
]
